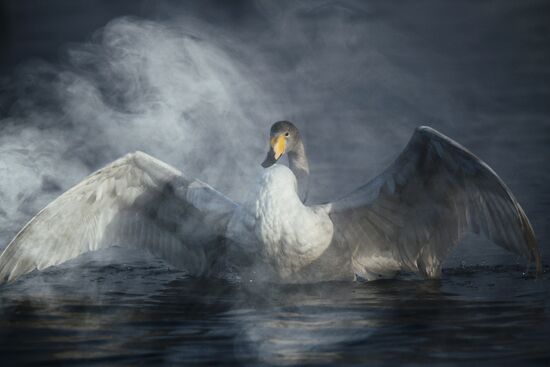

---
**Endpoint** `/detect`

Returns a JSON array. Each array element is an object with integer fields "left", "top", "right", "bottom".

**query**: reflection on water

[{"left": 0, "top": 260, "right": 548, "bottom": 366}]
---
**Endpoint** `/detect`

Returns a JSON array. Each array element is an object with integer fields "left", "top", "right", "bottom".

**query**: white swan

[{"left": 0, "top": 122, "right": 541, "bottom": 284}]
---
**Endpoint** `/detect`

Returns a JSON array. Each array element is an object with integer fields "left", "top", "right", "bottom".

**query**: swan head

[{"left": 261, "top": 121, "right": 302, "bottom": 168}]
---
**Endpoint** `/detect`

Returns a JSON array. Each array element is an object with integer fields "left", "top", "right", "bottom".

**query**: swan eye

[{"left": 285, "top": 132, "right": 290, "bottom": 137}]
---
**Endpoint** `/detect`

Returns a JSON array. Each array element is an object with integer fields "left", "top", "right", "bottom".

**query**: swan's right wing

[{"left": 0, "top": 151, "right": 236, "bottom": 283}]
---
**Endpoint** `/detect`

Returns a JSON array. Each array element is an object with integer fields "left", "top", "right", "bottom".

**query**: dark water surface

[{"left": 0, "top": 258, "right": 548, "bottom": 366}]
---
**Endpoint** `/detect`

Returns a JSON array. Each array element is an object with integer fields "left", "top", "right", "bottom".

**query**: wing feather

[
  {"left": 329, "top": 126, "right": 541, "bottom": 279},
  {"left": 0, "top": 151, "right": 236, "bottom": 283}
]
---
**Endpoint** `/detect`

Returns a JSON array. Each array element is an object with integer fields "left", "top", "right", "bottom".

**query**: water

[{"left": 0, "top": 258, "right": 548, "bottom": 366}]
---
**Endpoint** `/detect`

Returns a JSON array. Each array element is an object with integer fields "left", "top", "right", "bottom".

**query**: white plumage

[
  {"left": 227, "top": 165, "right": 334, "bottom": 281},
  {"left": 0, "top": 124, "right": 542, "bottom": 284}
]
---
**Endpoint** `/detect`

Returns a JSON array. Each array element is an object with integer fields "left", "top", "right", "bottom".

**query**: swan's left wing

[
  {"left": 328, "top": 126, "right": 541, "bottom": 279},
  {"left": 0, "top": 151, "right": 236, "bottom": 284}
]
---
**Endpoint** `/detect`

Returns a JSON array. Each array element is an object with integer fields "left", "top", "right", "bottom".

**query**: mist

[{"left": 0, "top": 0, "right": 549, "bottom": 264}]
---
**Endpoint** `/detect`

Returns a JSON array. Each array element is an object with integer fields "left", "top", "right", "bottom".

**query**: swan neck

[{"left": 288, "top": 137, "right": 310, "bottom": 202}]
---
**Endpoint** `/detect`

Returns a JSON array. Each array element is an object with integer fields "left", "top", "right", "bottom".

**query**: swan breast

[{"left": 228, "top": 165, "right": 333, "bottom": 280}]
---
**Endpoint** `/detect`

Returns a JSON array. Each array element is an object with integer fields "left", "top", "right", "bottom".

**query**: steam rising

[
  {"left": 0, "top": 1, "right": 548, "bottom": 264},
  {"left": 0, "top": 17, "right": 269, "bottom": 246}
]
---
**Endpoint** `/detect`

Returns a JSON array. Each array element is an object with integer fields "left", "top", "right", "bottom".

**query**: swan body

[
  {"left": 227, "top": 164, "right": 333, "bottom": 281},
  {"left": 0, "top": 123, "right": 542, "bottom": 284}
]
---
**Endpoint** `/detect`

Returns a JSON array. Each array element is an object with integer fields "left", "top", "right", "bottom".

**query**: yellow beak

[{"left": 271, "top": 135, "right": 286, "bottom": 160}]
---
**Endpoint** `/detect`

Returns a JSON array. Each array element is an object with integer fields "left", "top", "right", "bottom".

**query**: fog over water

[{"left": 0, "top": 1, "right": 549, "bottom": 366}]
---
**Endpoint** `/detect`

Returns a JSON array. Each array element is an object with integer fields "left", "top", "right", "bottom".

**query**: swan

[{"left": 0, "top": 121, "right": 541, "bottom": 284}]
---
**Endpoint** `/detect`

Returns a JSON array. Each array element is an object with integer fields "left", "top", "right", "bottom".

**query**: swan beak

[{"left": 261, "top": 135, "right": 286, "bottom": 168}]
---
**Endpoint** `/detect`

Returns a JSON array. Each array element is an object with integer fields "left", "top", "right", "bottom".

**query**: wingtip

[
  {"left": 0, "top": 264, "right": 14, "bottom": 286},
  {"left": 517, "top": 206, "right": 543, "bottom": 276},
  {"left": 510, "top": 198, "right": 543, "bottom": 278},
  {"left": 532, "top": 246, "right": 543, "bottom": 276}
]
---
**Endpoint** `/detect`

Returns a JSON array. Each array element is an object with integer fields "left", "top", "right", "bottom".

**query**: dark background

[{"left": 0, "top": 0, "right": 267, "bottom": 76}]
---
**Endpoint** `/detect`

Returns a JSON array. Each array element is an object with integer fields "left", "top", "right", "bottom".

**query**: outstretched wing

[
  {"left": 328, "top": 126, "right": 541, "bottom": 279},
  {"left": 0, "top": 151, "right": 236, "bottom": 283}
]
